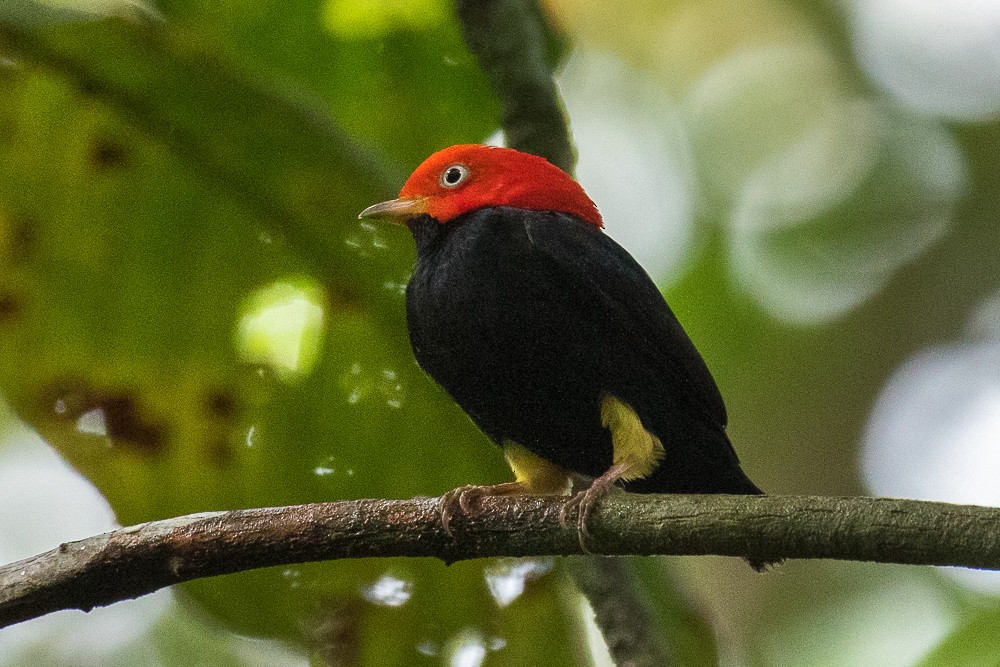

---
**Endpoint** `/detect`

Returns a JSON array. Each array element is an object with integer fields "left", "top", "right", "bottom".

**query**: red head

[{"left": 359, "top": 144, "right": 603, "bottom": 228}]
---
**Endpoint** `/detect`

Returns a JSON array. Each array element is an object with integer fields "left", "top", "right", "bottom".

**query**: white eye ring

[{"left": 440, "top": 164, "right": 470, "bottom": 188}]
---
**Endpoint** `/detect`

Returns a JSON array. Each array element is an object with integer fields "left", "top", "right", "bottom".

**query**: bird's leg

[
  {"left": 562, "top": 394, "right": 665, "bottom": 552},
  {"left": 438, "top": 441, "right": 571, "bottom": 536}
]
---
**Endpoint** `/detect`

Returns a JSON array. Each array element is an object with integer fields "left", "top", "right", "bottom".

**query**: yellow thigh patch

[
  {"left": 600, "top": 394, "right": 664, "bottom": 482},
  {"left": 502, "top": 441, "right": 572, "bottom": 495}
]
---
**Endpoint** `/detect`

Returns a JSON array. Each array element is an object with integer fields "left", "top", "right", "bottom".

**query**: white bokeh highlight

[
  {"left": 729, "top": 102, "right": 962, "bottom": 324},
  {"left": 684, "top": 42, "right": 847, "bottom": 206},
  {"left": 848, "top": 0, "right": 1000, "bottom": 121},
  {"left": 360, "top": 573, "right": 413, "bottom": 607},
  {"left": 558, "top": 48, "right": 697, "bottom": 286},
  {"left": 863, "top": 292, "right": 1000, "bottom": 592},
  {"left": 483, "top": 557, "right": 553, "bottom": 608},
  {"left": 684, "top": 39, "right": 965, "bottom": 324},
  {"left": 863, "top": 343, "right": 1000, "bottom": 504}
]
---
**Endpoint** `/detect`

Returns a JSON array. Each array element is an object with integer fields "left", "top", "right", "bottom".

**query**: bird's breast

[
  {"left": 406, "top": 214, "right": 546, "bottom": 369},
  {"left": 404, "top": 210, "right": 611, "bottom": 474}
]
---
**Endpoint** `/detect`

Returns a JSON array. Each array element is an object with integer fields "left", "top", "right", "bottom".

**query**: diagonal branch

[
  {"left": 3, "top": 493, "right": 1000, "bottom": 630},
  {"left": 0, "top": 17, "right": 403, "bottom": 294},
  {"left": 569, "top": 557, "right": 674, "bottom": 667},
  {"left": 456, "top": 0, "right": 576, "bottom": 173}
]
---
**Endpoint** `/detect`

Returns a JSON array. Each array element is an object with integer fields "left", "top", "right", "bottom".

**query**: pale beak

[{"left": 357, "top": 196, "right": 428, "bottom": 222}]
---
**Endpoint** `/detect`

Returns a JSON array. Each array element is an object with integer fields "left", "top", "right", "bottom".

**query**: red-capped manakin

[{"left": 360, "top": 144, "right": 766, "bottom": 560}]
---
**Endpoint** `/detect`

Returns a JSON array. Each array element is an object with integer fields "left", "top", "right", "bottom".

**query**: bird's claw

[
  {"left": 438, "top": 484, "right": 484, "bottom": 536},
  {"left": 439, "top": 482, "right": 526, "bottom": 535},
  {"left": 560, "top": 482, "right": 613, "bottom": 553}
]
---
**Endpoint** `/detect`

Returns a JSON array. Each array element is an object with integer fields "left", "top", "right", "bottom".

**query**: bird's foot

[
  {"left": 438, "top": 482, "right": 524, "bottom": 536},
  {"left": 559, "top": 463, "right": 628, "bottom": 552}
]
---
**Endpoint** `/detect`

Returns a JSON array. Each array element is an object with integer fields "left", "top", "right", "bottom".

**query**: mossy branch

[{"left": 3, "top": 493, "right": 1000, "bottom": 630}]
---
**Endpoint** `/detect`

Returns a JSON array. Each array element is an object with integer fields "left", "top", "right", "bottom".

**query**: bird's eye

[{"left": 440, "top": 164, "right": 469, "bottom": 188}]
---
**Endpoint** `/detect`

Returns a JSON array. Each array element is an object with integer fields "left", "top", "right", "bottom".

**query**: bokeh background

[{"left": 1, "top": 0, "right": 999, "bottom": 664}]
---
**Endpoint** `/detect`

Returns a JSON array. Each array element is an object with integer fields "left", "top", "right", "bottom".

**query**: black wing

[{"left": 522, "top": 212, "right": 728, "bottom": 429}]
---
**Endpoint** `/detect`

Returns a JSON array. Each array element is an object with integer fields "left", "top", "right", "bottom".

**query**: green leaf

[{"left": 0, "top": 15, "right": 409, "bottom": 301}]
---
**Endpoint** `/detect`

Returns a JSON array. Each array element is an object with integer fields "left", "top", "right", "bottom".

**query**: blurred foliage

[
  {"left": 1, "top": 0, "right": 1000, "bottom": 665},
  {"left": 916, "top": 603, "right": 1000, "bottom": 667},
  {"left": 0, "top": 0, "right": 588, "bottom": 663}
]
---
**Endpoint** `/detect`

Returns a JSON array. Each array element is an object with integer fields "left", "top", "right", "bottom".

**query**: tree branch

[
  {"left": 3, "top": 494, "right": 1000, "bottom": 629},
  {"left": 456, "top": 0, "right": 576, "bottom": 173},
  {"left": 568, "top": 557, "right": 673, "bottom": 666}
]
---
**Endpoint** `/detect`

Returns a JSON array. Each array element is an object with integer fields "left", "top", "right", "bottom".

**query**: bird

[{"left": 360, "top": 144, "right": 768, "bottom": 566}]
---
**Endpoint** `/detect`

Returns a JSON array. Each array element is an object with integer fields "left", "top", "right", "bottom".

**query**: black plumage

[{"left": 405, "top": 206, "right": 762, "bottom": 497}]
